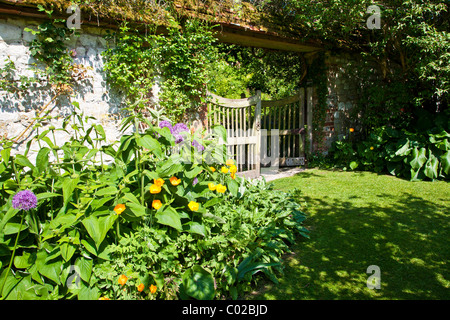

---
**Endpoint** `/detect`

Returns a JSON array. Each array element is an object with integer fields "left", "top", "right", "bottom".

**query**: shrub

[
  {"left": 330, "top": 124, "right": 450, "bottom": 181},
  {"left": 0, "top": 104, "right": 308, "bottom": 300}
]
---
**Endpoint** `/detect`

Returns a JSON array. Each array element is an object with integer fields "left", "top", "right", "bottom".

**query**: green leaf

[
  {"left": 78, "top": 281, "right": 100, "bottom": 300},
  {"left": 184, "top": 221, "right": 207, "bottom": 237},
  {"left": 35, "top": 147, "right": 50, "bottom": 172},
  {"left": 155, "top": 206, "right": 182, "bottom": 231},
  {"left": 3, "top": 222, "right": 28, "bottom": 235},
  {"left": 409, "top": 147, "right": 427, "bottom": 170},
  {"left": 136, "top": 135, "right": 161, "bottom": 153},
  {"left": 227, "top": 179, "right": 239, "bottom": 197},
  {"left": 62, "top": 177, "right": 79, "bottom": 205},
  {"left": 95, "top": 186, "right": 118, "bottom": 196},
  {"left": 39, "top": 258, "right": 62, "bottom": 285},
  {"left": 157, "top": 156, "right": 184, "bottom": 177},
  {"left": 181, "top": 265, "right": 215, "bottom": 300},
  {"left": 395, "top": 140, "right": 411, "bottom": 156},
  {"left": 211, "top": 125, "right": 227, "bottom": 142},
  {"left": 75, "top": 257, "right": 93, "bottom": 283},
  {"left": 14, "top": 251, "right": 35, "bottom": 269},
  {"left": 440, "top": 151, "right": 450, "bottom": 175},
  {"left": 82, "top": 214, "right": 117, "bottom": 248},
  {"left": 124, "top": 202, "right": 148, "bottom": 219},
  {"left": 424, "top": 151, "right": 439, "bottom": 180},
  {"left": 185, "top": 166, "right": 203, "bottom": 179},
  {"left": 60, "top": 242, "right": 76, "bottom": 262},
  {"left": 349, "top": 161, "right": 359, "bottom": 170},
  {"left": 122, "top": 192, "right": 140, "bottom": 205},
  {"left": 203, "top": 197, "right": 223, "bottom": 208},
  {"left": 36, "top": 192, "right": 62, "bottom": 201},
  {"left": 14, "top": 155, "right": 35, "bottom": 170}
]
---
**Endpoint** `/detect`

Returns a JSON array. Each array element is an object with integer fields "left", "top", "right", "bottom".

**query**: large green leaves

[
  {"left": 180, "top": 265, "right": 215, "bottom": 300},
  {"left": 82, "top": 214, "right": 118, "bottom": 249},
  {"left": 440, "top": 151, "right": 450, "bottom": 176},
  {"left": 409, "top": 147, "right": 427, "bottom": 181},
  {"left": 155, "top": 206, "right": 182, "bottom": 231},
  {"left": 424, "top": 151, "right": 439, "bottom": 180}
]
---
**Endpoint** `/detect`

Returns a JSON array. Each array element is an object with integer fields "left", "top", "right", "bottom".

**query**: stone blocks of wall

[
  {"left": 0, "top": 16, "right": 126, "bottom": 162},
  {"left": 320, "top": 52, "right": 363, "bottom": 152}
]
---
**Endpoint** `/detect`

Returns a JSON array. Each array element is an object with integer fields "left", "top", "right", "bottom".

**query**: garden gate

[{"left": 206, "top": 88, "right": 313, "bottom": 178}]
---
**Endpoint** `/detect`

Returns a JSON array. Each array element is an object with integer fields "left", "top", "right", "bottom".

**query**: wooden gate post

[
  {"left": 306, "top": 87, "right": 313, "bottom": 154},
  {"left": 254, "top": 90, "right": 262, "bottom": 177}
]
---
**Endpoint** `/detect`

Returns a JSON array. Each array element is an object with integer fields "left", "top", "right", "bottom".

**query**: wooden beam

[{"left": 215, "top": 27, "right": 322, "bottom": 53}]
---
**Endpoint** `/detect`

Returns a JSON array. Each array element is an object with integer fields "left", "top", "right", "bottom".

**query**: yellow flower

[
  {"left": 169, "top": 176, "right": 181, "bottom": 186},
  {"left": 209, "top": 166, "right": 216, "bottom": 172},
  {"left": 221, "top": 166, "right": 229, "bottom": 174},
  {"left": 137, "top": 283, "right": 145, "bottom": 292},
  {"left": 152, "top": 199, "right": 162, "bottom": 210},
  {"left": 208, "top": 182, "right": 216, "bottom": 191},
  {"left": 226, "top": 159, "right": 234, "bottom": 166},
  {"left": 114, "top": 204, "right": 126, "bottom": 215},
  {"left": 349, "top": 128, "right": 355, "bottom": 133},
  {"left": 118, "top": 274, "right": 128, "bottom": 286},
  {"left": 216, "top": 184, "right": 227, "bottom": 193},
  {"left": 149, "top": 284, "right": 157, "bottom": 294},
  {"left": 188, "top": 201, "right": 200, "bottom": 211},
  {"left": 99, "top": 296, "right": 110, "bottom": 300},
  {"left": 370, "top": 146, "right": 374, "bottom": 150},
  {"left": 229, "top": 165, "right": 237, "bottom": 174},
  {"left": 231, "top": 172, "right": 236, "bottom": 180},
  {"left": 149, "top": 184, "right": 161, "bottom": 194},
  {"left": 154, "top": 178, "right": 165, "bottom": 187}
]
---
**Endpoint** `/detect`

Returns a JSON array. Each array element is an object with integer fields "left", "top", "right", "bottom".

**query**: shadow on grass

[{"left": 248, "top": 189, "right": 449, "bottom": 300}]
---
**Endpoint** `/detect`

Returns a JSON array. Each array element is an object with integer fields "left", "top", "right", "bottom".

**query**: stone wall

[
  {"left": 1, "top": 15, "right": 370, "bottom": 162},
  {"left": 318, "top": 51, "right": 376, "bottom": 153},
  {"left": 0, "top": 15, "right": 126, "bottom": 163}
]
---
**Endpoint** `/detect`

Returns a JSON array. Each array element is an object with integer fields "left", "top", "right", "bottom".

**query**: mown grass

[{"left": 247, "top": 169, "right": 450, "bottom": 300}]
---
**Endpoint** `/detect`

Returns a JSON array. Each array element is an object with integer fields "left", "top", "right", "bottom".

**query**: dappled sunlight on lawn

[{"left": 248, "top": 169, "right": 449, "bottom": 300}]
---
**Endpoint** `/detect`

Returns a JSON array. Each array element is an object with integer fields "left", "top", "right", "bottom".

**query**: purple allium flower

[
  {"left": 192, "top": 139, "right": 205, "bottom": 152},
  {"left": 158, "top": 120, "right": 173, "bottom": 132},
  {"left": 12, "top": 190, "right": 38, "bottom": 211},
  {"left": 174, "top": 134, "right": 184, "bottom": 144},
  {"left": 192, "top": 177, "right": 199, "bottom": 186},
  {"left": 172, "top": 123, "right": 189, "bottom": 135}
]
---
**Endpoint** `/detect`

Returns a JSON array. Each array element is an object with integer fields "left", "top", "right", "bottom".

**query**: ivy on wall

[
  {"left": 303, "top": 52, "right": 328, "bottom": 154},
  {"left": 102, "top": 19, "right": 219, "bottom": 122}
]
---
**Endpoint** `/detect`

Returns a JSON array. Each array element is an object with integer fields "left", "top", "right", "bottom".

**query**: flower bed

[{"left": 0, "top": 106, "right": 308, "bottom": 300}]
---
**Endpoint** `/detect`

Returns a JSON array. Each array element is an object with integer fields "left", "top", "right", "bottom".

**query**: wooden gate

[
  {"left": 261, "top": 87, "right": 313, "bottom": 168},
  {"left": 207, "top": 91, "right": 262, "bottom": 179},
  {"left": 206, "top": 88, "right": 313, "bottom": 178}
]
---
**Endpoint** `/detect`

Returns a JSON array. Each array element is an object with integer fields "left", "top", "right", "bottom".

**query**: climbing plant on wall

[{"left": 102, "top": 19, "right": 219, "bottom": 122}]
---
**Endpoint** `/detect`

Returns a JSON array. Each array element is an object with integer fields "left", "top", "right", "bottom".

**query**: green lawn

[{"left": 247, "top": 169, "right": 450, "bottom": 300}]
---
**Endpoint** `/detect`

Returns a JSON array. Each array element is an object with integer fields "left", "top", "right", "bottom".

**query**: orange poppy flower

[
  {"left": 154, "top": 178, "right": 165, "bottom": 187},
  {"left": 188, "top": 201, "right": 200, "bottom": 211},
  {"left": 169, "top": 176, "right": 181, "bottom": 186},
  {"left": 216, "top": 184, "right": 227, "bottom": 193},
  {"left": 152, "top": 199, "right": 162, "bottom": 210},
  {"left": 231, "top": 172, "right": 236, "bottom": 180},
  {"left": 137, "top": 283, "right": 145, "bottom": 292},
  {"left": 149, "top": 184, "right": 161, "bottom": 194},
  {"left": 114, "top": 204, "right": 126, "bottom": 215},
  {"left": 118, "top": 274, "right": 128, "bottom": 286},
  {"left": 149, "top": 284, "right": 157, "bottom": 294},
  {"left": 349, "top": 128, "right": 355, "bottom": 133}
]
